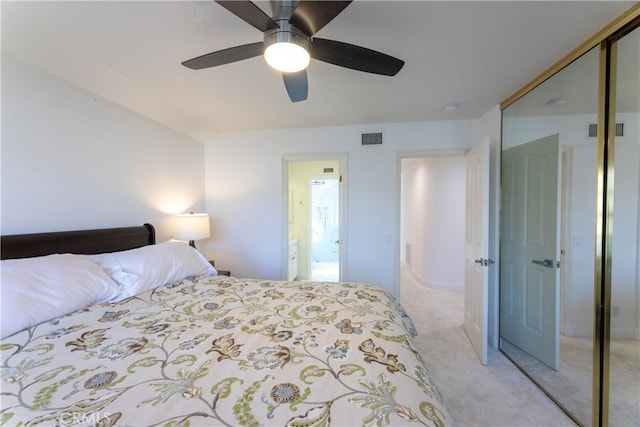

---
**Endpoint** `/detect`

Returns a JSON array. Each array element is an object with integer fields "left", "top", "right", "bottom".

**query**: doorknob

[
  {"left": 474, "top": 258, "right": 494, "bottom": 267},
  {"left": 532, "top": 259, "right": 555, "bottom": 268}
]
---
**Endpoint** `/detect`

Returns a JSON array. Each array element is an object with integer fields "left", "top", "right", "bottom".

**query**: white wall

[
  {"left": 1, "top": 55, "right": 206, "bottom": 241},
  {"left": 401, "top": 156, "right": 466, "bottom": 291},
  {"left": 204, "top": 121, "right": 478, "bottom": 293}
]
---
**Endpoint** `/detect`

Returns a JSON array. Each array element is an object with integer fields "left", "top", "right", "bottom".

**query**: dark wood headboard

[{"left": 1, "top": 224, "right": 155, "bottom": 260}]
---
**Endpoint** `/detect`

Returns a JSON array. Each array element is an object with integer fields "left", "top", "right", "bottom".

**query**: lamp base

[{"left": 188, "top": 240, "right": 196, "bottom": 248}]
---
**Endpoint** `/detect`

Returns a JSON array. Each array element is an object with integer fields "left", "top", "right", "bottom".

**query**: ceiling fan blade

[
  {"left": 182, "top": 42, "right": 265, "bottom": 70},
  {"left": 215, "top": 1, "right": 278, "bottom": 32},
  {"left": 289, "top": 1, "right": 352, "bottom": 36},
  {"left": 283, "top": 70, "right": 308, "bottom": 102},
  {"left": 311, "top": 38, "right": 404, "bottom": 76}
]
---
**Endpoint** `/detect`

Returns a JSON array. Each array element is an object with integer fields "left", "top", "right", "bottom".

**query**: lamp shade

[{"left": 174, "top": 213, "right": 210, "bottom": 243}]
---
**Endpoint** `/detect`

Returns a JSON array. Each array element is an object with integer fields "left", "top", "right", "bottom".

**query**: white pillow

[
  {"left": 1, "top": 254, "right": 122, "bottom": 338},
  {"left": 91, "top": 242, "right": 216, "bottom": 301}
]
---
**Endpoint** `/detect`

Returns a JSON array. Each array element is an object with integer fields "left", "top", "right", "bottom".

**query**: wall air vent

[
  {"left": 587, "top": 123, "right": 624, "bottom": 138},
  {"left": 362, "top": 132, "right": 383, "bottom": 146},
  {"left": 323, "top": 167, "right": 334, "bottom": 173}
]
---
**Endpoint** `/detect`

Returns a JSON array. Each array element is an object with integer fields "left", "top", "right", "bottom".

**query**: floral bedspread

[{"left": 1, "top": 275, "right": 451, "bottom": 426}]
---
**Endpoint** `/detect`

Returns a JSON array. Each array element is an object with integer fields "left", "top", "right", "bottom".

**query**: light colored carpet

[
  {"left": 502, "top": 329, "right": 640, "bottom": 426},
  {"left": 400, "top": 269, "right": 576, "bottom": 427}
]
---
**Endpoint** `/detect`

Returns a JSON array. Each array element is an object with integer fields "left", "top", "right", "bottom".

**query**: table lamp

[{"left": 174, "top": 212, "right": 210, "bottom": 249}]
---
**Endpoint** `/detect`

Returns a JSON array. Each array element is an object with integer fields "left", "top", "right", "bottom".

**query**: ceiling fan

[{"left": 181, "top": 0, "right": 405, "bottom": 102}]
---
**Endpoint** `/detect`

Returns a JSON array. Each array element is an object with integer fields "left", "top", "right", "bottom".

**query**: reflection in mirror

[
  {"left": 500, "top": 46, "right": 599, "bottom": 425},
  {"left": 610, "top": 25, "right": 639, "bottom": 427}
]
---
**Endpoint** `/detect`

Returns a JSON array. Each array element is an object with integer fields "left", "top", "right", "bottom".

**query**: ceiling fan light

[{"left": 264, "top": 42, "right": 310, "bottom": 73}]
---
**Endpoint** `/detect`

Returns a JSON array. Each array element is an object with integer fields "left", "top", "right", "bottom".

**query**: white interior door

[
  {"left": 463, "top": 138, "right": 490, "bottom": 365},
  {"left": 500, "top": 134, "right": 561, "bottom": 370}
]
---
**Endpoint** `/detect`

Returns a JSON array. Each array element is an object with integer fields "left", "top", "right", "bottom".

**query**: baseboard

[
  {"left": 563, "top": 325, "right": 592, "bottom": 338},
  {"left": 561, "top": 323, "right": 577, "bottom": 337},
  {"left": 611, "top": 327, "right": 637, "bottom": 340},
  {"left": 564, "top": 325, "right": 638, "bottom": 340},
  {"left": 403, "top": 265, "right": 463, "bottom": 292}
]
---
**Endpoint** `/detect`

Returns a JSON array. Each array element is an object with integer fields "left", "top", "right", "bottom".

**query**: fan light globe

[{"left": 264, "top": 42, "right": 310, "bottom": 73}]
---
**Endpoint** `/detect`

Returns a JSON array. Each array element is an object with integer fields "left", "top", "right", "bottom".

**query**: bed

[{"left": 1, "top": 224, "right": 452, "bottom": 426}]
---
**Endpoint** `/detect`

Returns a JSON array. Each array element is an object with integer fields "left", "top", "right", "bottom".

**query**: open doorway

[
  {"left": 399, "top": 155, "right": 466, "bottom": 294},
  {"left": 285, "top": 157, "right": 344, "bottom": 282},
  {"left": 310, "top": 178, "right": 340, "bottom": 281},
  {"left": 399, "top": 147, "right": 493, "bottom": 366}
]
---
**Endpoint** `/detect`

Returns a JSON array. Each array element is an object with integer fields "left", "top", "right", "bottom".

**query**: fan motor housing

[{"left": 264, "top": 24, "right": 311, "bottom": 52}]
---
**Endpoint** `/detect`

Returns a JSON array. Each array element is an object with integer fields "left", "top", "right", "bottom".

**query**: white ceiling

[{"left": 1, "top": 1, "right": 635, "bottom": 141}]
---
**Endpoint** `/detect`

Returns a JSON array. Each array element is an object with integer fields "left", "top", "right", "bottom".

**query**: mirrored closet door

[
  {"left": 499, "top": 9, "right": 638, "bottom": 427},
  {"left": 501, "top": 44, "right": 599, "bottom": 426},
  {"left": 608, "top": 24, "right": 639, "bottom": 426}
]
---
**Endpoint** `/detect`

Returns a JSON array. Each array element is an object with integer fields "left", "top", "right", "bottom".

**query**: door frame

[
  {"left": 282, "top": 153, "right": 348, "bottom": 281},
  {"left": 560, "top": 147, "right": 573, "bottom": 336},
  {"left": 397, "top": 147, "right": 500, "bottom": 349}
]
